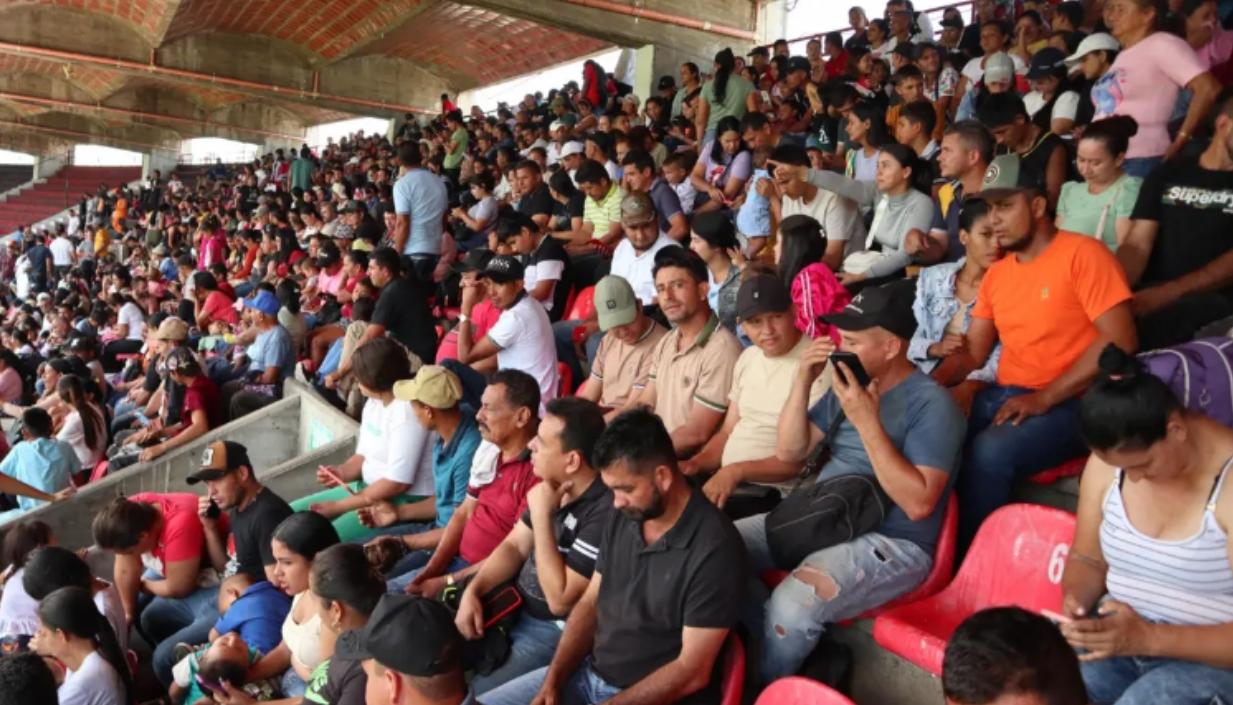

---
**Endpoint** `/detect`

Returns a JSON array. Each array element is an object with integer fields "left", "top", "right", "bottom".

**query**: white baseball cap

[
  {"left": 1064, "top": 33, "right": 1120, "bottom": 66},
  {"left": 560, "top": 141, "right": 585, "bottom": 158}
]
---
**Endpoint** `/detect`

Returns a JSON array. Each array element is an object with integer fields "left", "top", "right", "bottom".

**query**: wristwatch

[
  {"left": 457, "top": 313, "right": 470, "bottom": 324},
  {"left": 445, "top": 573, "right": 456, "bottom": 587}
]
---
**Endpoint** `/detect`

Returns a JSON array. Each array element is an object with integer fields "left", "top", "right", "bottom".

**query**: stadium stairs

[{"left": 0, "top": 165, "right": 140, "bottom": 233}]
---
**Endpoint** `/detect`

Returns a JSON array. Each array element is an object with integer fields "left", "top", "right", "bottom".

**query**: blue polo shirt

[
  {"left": 213, "top": 580, "right": 291, "bottom": 654},
  {"left": 0, "top": 437, "right": 72, "bottom": 515},
  {"left": 432, "top": 411, "right": 482, "bottom": 528},
  {"left": 392, "top": 168, "right": 448, "bottom": 256}
]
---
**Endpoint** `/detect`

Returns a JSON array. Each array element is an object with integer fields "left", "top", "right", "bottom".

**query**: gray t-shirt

[{"left": 806, "top": 370, "right": 965, "bottom": 553}]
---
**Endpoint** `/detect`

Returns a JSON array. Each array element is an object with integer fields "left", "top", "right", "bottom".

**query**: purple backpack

[{"left": 1140, "top": 338, "right": 1233, "bottom": 427}]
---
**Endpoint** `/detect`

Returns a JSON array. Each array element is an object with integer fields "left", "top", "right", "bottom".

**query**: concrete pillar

[
  {"left": 33, "top": 151, "right": 67, "bottom": 180},
  {"left": 143, "top": 149, "right": 178, "bottom": 180}
]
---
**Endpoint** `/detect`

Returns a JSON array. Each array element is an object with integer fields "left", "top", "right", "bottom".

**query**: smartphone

[
  {"left": 205, "top": 499, "right": 221, "bottom": 519},
  {"left": 483, "top": 585, "right": 524, "bottom": 628},
  {"left": 829, "top": 351, "right": 871, "bottom": 387},
  {"left": 319, "top": 466, "right": 356, "bottom": 495}
]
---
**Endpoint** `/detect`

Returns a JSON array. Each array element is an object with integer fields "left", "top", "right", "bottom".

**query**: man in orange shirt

[{"left": 959, "top": 154, "right": 1137, "bottom": 549}]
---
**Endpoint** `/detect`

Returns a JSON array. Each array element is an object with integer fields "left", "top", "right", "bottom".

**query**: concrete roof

[{"left": 0, "top": 0, "right": 759, "bottom": 157}]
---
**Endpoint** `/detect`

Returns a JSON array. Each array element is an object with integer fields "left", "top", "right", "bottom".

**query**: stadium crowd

[{"left": 0, "top": 0, "right": 1230, "bottom": 703}]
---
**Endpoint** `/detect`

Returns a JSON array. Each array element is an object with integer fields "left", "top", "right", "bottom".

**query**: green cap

[
  {"left": 981, "top": 153, "right": 1042, "bottom": 200},
  {"left": 594, "top": 275, "right": 639, "bottom": 332}
]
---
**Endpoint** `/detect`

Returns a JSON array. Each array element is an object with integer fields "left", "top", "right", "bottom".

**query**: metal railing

[{"left": 768, "top": 0, "right": 976, "bottom": 52}]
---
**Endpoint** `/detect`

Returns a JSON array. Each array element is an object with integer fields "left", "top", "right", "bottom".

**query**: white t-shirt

[
  {"left": 57, "top": 409, "right": 106, "bottom": 470},
  {"left": 58, "top": 651, "right": 126, "bottom": 705},
  {"left": 781, "top": 189, "right": 867, "bottom": 259},
  {"left": 1023, "top": 90, "right": 1080, "bottom": 125},
  {"left": 355, "top": 398, "right": 436, "bottom": 496},
  {"left": 610, "top": 234, "right": 680, "bottom": 306},
  {"left": 486, "top": 294, "right": 559, "bottom": 412},
  {"left": 117, "top": 301, "right": 145, "bottom": 341},
  {"left": 50, "top": 236, "right": 74, "bottom": 266},
  {"left": 93, "top": 582, "right": 129, "bottom": 653}
]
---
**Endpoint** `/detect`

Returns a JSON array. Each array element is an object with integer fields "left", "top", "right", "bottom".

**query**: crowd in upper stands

[{"left": 0, "top": 0, "right": 1229, "bottom": 703}]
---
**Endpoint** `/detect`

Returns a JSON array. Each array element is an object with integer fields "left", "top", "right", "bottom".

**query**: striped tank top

[{"left": 1100, "top": 461, "right": 1233, "bottom": 625}]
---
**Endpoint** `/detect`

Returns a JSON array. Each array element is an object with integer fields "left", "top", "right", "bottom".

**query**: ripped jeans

[{"left": 736, "top": 513, "right": 931, "bottom": 682}]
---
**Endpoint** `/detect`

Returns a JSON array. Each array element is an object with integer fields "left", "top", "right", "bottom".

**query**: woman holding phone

[{"left": 1060, "top": 344, "right": 1233, "bottom": 703}]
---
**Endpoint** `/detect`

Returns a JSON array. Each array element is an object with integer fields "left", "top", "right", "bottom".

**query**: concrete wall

[
  {"left": 2, "top": 381, "right": 358, "bottom": 549},
  {"left": 33, "top": 152, "right": 67, "bottom": 180}
]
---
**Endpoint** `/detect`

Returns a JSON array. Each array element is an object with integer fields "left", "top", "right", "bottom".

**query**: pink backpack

[{"left": 792, "top": 263, "right": 851, "bottom": 343}]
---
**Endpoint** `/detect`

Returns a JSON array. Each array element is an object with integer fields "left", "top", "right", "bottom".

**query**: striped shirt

[
  {"left": 582, "top": 183, "right": 625, "bottom": 240},
  {"left": 1101, "top": 464, "right": 1233, "bottom": 625}
]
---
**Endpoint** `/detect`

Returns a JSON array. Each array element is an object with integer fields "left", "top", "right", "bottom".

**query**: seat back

[
  {"left": 88, "top": 459, "right": 110, "bottom": 484},
  {"left": 718, "top": 632, "right": 745, "bottom": 705},
  {"left": 951, "top": 503, "right": 1076, "bottom": 613},
  {"left": 566, "top": 285, "right": 596, "bottom": 322},
  {"left": 754, "top": 677, "right": 856, "bottom": 705},
  {"left": 557, "top": 361, "right": 574, "bottom": 397}
]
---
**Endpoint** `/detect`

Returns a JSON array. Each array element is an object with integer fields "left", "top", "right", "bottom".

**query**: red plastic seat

[
  {"left": 872, "top": 503, "right": 1076, "bottom": 675},
  {"left": 1029, "top": 455, "right": 1088, "bottom": 485},
  {"left": 760, "top": 493, "right": 959, "bottom": 620},
  {"left": 557, "top": 361, "right": 573, "bottom": 397},
  {"left": 566, "top": 285, "right": 596, "bottom": 322},
  {"left": 754, "top": 677, "right": 856, "bottom": 705},
  {"left": 89, "top": 459, "right": 110, "bottom": 484},
  {"left": 718, "top": 632, "right": 745, "bottom": 705}
]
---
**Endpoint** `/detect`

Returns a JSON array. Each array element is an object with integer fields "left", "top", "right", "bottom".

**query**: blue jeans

[
  {"left": 481, "top": 656, "right": 622, "bottom": 705},
  {"left": 1123, "top": 157, "right": 1163, "bottom": 179},
  {"left": 140, "top": 582, "right": 221, "bottom": 686},
  {"left": 385, "top": 555, "right": 469, "bottom": 594},
  {"left": 735, "top": 513, "right": 931, "bottom": 682},
  {"left": 1082, "top": 654, "right": 1233, "bottom": 705},
  {"left": 281, "top": 668, "right": 308, "bottom": 697},
  {"left": 957, "top": 385, "right": 1087, "bottom": 550},
  {"left": 472, "top": 614, "right": 565, "bottom": 695}
]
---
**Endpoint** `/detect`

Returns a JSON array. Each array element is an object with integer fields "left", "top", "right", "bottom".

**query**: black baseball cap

[
  {"left": 186, "top": 440, "right": 252, "bottom": 484},
  {"left": 820, "top": 280, "right": 918, "bottom": 340},
  {"left": 1025, "top": 47, "right": 1067, "bottom": 80},
  {"left": 736, "top": 272, "right": 792, "bottom": 320},
  {"left": 334, "top": 595, "right": 462, "bottom": 677},
  {"left": 657, "top": 75, "right": 676, "bottom": 91},
  {"left": 748, "top": 46, "right": 769, "bottom": 57},
  {"left": 477, "top": 254, "right": 525, "bottom": 284},
  {"left": 451, "top": 248, "right": 494, "bottom": 274},
  {"left": 787, "top": 56, "right": 812, "bottom": 74}
]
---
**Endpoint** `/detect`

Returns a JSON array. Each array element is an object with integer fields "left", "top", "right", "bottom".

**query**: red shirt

[
  {"left": 128, "top": 492, "right": 226, "bottom": 573},
  {"left": 179, "top": 375, "right": 222, "bottom": 432},
  {"left": 435, "top": 300, "right": 501, "bottom": 363},
  {"left": 458, "top": 452, "right": 539, "bottom": 565},
  {"left": 201, "top": 290, "right": 239, "bottom": 327},
  {"left": 825, "top": 51, "right": 849, "bottom": 81}
]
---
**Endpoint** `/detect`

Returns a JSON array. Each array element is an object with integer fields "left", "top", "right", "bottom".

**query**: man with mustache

[{"left": 481, "top": 409, "right": 746, "bottom": 705}]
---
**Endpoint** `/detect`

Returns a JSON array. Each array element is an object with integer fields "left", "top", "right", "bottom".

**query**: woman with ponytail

[
  {"left": 55, "top": 374, "right": 106, "bottom": 473},
  {"left": 1059, "top": 343, "right": 1233, "bottom": 703},
  {"left": 31, "top": 586, "right": 132, "bottom": 705},
  {"left": 695, "top": 48, "right": 755, "bottom": 145}
]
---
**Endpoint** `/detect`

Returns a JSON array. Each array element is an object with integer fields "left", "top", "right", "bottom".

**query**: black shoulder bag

[{"left": 763, "top": 410, "right": 892, "bottom": 570}]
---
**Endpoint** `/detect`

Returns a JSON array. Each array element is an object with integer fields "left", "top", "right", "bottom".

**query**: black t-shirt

[
  {"left": 552, "top": 191, "right": 586, "bottom": 233},
  {"left": 1018, "top": 130, "right": 1066, "bottom": 193},
  {"left": 528, "top": 235, "right": 572, "bottom": 322},
  {"left": 373, "top": 276, "right": 437, "bottom": 365},
  {"left": 228, "top": 486, "right": 293, "bottom": 579},
  {"left": 1131, "top": 156, "right": 1233, "bottom": 286},
  {"left": 305, "top": 652, "right": 366, "bottom": 705},
  {"left": 26, "top": 245, "right": 50, "bottom": 282},
  {"left": 516, "top": 478, "right": 612, "bottom": 621},
  {"left": 519, "top": 183, "right": 556, "bottom": 220},
  {"left": 591, "top": 490, "right": 746, "bottom": 702}
]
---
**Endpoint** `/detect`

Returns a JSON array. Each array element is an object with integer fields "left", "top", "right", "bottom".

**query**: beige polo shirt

[
  {"left": 590, "top": 319, "right": 668, "bottom": 409},
  {"left": 648, "top": 314, "right": 743, "bottom": 433},
  {"left": 723, "top": 337, "right": 831, "bottom": 488}
]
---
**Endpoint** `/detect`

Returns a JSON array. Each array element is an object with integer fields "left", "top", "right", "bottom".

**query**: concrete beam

[{"left": 458, "top": 0, "right": 756, "bottom": 53}]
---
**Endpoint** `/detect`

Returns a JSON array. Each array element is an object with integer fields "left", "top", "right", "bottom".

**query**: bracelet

[{"left": 1178, "top": 131, "right": 1192, "bottom": 141}]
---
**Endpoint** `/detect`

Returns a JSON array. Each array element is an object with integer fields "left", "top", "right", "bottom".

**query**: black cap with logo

[
  {"left": 820, "top": 280, "right": 918, "bottom": 340},
  {"left": 334, "top": 594, "right": 463, "bottom": 677},
  {"left": 736, "top": 272, "right": 792, "bottom": 321},
  {"left": 478, "top": 255, "right": 525, "bottom": 284}
]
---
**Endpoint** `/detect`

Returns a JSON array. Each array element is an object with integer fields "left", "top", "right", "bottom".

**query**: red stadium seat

[
  {"left": 754, "top": 677, "right": 856, "bottom": 705},
  {"left": 566, "top": 286, "right": 596, "bottom": 322},
  {"left": 872, "top": 503, "right": 1076, "bottom": 675},
  {"left": 760, "top": 493, "right": 959, "bottom": 620},
  {"left": 1029, "top": 455, "right": 1088, "bottom": 485},
  {"left": 557, "top": 361, "right": 573, "bottom": 397},
  {"left": 89, "top": 459, "right": 110, "bottom": 484},
  {"left": 718, "top": 632, "right": 745, "bottom": 705}
]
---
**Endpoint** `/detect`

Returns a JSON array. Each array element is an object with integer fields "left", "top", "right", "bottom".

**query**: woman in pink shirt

[{"left": 1094, "top": 0, "right": 1222, "bottom": 175}]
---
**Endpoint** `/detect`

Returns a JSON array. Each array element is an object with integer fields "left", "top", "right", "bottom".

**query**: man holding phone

[{"left": 736, "top": 280, "right": 967, "bottom": 683}]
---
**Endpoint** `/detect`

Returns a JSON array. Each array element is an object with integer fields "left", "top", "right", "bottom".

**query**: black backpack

[{"left": 763, "top": 412, "right": 892, "bottom": 570}]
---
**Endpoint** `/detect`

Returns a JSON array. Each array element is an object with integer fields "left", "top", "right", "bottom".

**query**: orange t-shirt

[{"left": 972, "top": 231, "right": 1131, "bottom": 390}]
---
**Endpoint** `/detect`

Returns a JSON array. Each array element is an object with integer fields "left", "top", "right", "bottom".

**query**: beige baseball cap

[
  {"left": 156, "top": 316, "right": 189, "bottom": 341},
  {"left": 393, "top": 366, "right": 463, "bottom": 409},
  {"left": 594, "top": 275, "right": 638, "bottom": 332}
]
